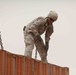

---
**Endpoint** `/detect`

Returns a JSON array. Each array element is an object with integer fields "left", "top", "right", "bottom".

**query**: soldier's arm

[{"left": 45, "top": 26, "right": 54, "bottom": 51}]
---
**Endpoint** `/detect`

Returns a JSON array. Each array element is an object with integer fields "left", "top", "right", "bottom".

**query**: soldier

[{"left": 23, "top": 10, "right": 58, "bottom": 62}]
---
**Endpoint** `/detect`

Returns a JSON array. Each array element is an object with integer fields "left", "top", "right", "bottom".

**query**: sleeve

[
  {"left": 45, "top": 25, "right": 54, "bottom": 51},
  {"left": 45, "top": 26, "right": 54, "bottom": 42},
  {"left": 34, "top": 35, "right": 45, "bottom": 50}
]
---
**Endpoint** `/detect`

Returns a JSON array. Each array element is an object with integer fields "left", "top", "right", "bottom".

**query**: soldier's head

[{"left": 47, "top": 10, "right": 58, "bottom": 24}]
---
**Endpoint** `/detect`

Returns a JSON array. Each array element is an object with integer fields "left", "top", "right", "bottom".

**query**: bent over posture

[{"left": 23, "top": 10, "right": 58, "bottom": 62}]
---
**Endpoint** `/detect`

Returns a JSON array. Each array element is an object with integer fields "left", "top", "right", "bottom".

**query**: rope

[
  {"left": 0, "top": 31, "right": 4, "bottom": 50},
  {"left": 35, "top": 49, "right": 37, "bottom": 59}
]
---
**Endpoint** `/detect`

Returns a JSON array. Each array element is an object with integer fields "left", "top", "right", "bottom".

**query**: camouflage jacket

[{"left": 24, "top": 17, "right": 54, "bottom": 42}]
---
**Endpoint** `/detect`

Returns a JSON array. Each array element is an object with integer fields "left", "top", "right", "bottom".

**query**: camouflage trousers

[{"left": 24, "top": 32, "right": 48, "bottom": 63}]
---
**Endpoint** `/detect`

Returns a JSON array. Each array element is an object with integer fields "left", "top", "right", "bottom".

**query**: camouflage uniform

[{"left": 23, "top": 17, "right": 53, "bottom": 62}]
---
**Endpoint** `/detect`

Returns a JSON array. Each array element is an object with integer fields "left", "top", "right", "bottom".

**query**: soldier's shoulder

[
  {"left": 35, "top": 17, "right": 46, "bottom": 23},
  {"left": 36, "top": 17, "right": 45, "bottom": 20}
]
